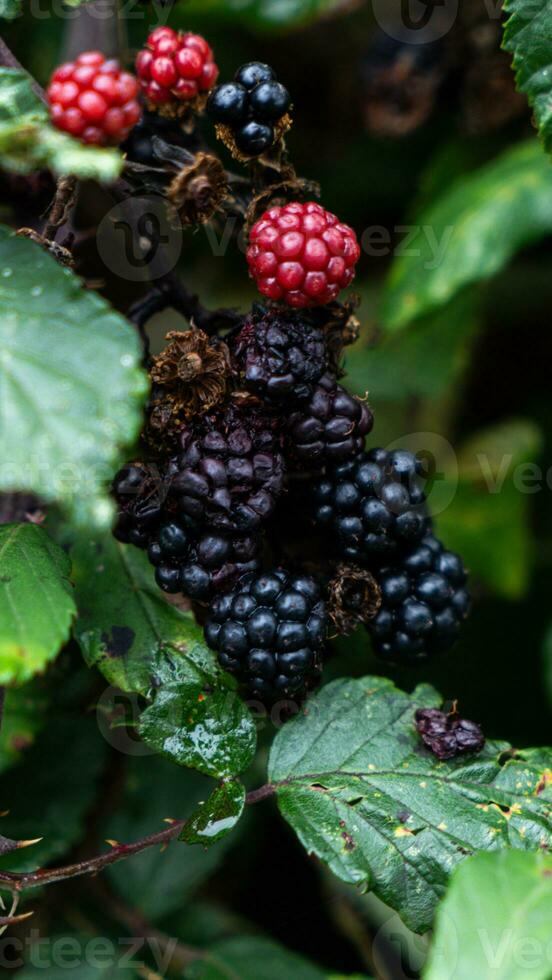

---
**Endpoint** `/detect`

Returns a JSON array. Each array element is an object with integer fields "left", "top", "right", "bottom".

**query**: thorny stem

[{"left": 0, "top": 785, "right": 275, "bottom": 894}]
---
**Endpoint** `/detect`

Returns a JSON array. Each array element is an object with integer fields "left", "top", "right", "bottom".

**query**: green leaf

[
  {"left": 346, "top": 292, "right": 478, "bottom": 404},
  {"left": 138, "top": 660, "right": 257, "bottom": 779},
  {"left": 436, "top": 419, "right": 543, "bottom": 598},
  {"left": 174, "top": 0, "right": 349, "bottom": 29},
  {"left": 543, "top": 625, "right": 552, "bottom": 710},
  {"left": 180, "top": 779, "right": 246, "bottom": 847},
  {"left": 72, "top": 532, "right": 209, "bottom": 695},
  {"left": 424, "top": 850, "right": 552, "bottom": 980},
  {"left": 186, "top": 937, "right": 332, "bottom": 979},
  {"left": 0, "top": 228, "right": 148, "bottom": 530},
  {"left": 503, "top": 0, "right": 552, "bottom": 154},
  {"left": 0, "top": 0, "right": 21, "bottom": 20},
  {"left": 0, "top": 680, "right": 48, "bottom": 774},
  {"left": 72, "top": 533, "right": 257, "bottom": 779},
  {"left": 0, "top": 524, "right": 75, "bottom": 686},
  {"left": 105, "top": 756, "right": 237, "bottom": 920},
  {"left": 380, "top": 141, "right": 552, "bottom": 330},
  {"left": 268, "top": 676, "right": 552, "bottom": 933},
  {"left": 0, "top": 69, "right": 122, "bottom": 181},
  {"left": 15, "top": 936, "right": 143, "bottom": 978},
  {"left": 0, "top": 714, "right": 106, "bottom": 871}
]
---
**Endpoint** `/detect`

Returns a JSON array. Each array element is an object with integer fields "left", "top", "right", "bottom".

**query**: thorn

[
  {"left": 159, "top": 843, "right": 169, "bottom": 853},
  {"left": 0, "top": 811, "right": 9, "bottom": 818},
  {"left": 163, "top": 817, "right": 177, "bottom": 824},
  {"left": 105, "top": 839, "right": 120, "bottom": 848},
  {"left": 17, "top": 837, "right": 43, "bottom": 849}
]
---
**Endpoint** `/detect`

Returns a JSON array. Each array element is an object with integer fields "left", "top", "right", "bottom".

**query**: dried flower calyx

[
  {"left": 328, "top": 564, "right": 382, "bottom": 635},
  {"left": 147, "top": 328, "right": 231, "bottom": 444},
  {"left": 168, "top": 152, "right": 228, "bottom": 227}
]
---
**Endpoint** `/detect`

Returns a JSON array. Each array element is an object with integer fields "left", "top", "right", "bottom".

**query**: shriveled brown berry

[{"left": 167, "top": 151, "right": 228, "bottom": 227}]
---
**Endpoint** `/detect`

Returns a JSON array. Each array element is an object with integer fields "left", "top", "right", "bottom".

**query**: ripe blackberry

[
  {"left": 112, "top": 462, "right": 164, "bottom": 549},
  {"left": 204, "top": 569, "right": 327, "bottom": 701},
  {"left": 207, "top": 62, "right": 291, "bottom": 159},
  {"left": 47, "top": 51, "right": 141, "bottom": 145},
  {"left": 287, "top": 373, "right": 373, "bottom": 467},
  {"left": 166, "top": 400, "right": 285, "bottom": 535},
  {"left": 136, "top": 28, "right": 219, "bottom": 117},
  {"left": 415, "top": 707, "right": 485, "bottom": 760},
  {"left": 247, "top": 202, "right": 361, "bottom": 307},
  {"left": 230, "top": 306, "right": 327, "bottom": 404},
  {"left": 313, "top": 448, "right": 427, "bottom": 563},
  {"left": 368, "top": 535, "right": 471, "bottom": 662},
  {"left": 147, "top": 520, "right": 259, "bottom": 601}
]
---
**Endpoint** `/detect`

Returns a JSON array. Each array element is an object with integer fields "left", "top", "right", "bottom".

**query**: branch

[{"left": 0, "top": 819, "right": 185, "bottom": 894}]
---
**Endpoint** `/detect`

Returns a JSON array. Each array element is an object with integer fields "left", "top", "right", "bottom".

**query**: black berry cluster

[
  {"left": 415, "top": 707, "right": 485, "bottom": 761},
  {"left": 109, "top": 23, "right": 471, "bottom": 705},
  {"left": 207, "top": 61, "right": 291, "bottom": 157},
  {"left": 368, "top": 534, "right": 470, "bottom": 662},
  {"left": 205, "top": 570, "right": 327, "bottom": 700}
]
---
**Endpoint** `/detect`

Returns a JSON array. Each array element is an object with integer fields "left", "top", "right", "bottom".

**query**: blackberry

[
  {"left": 287, "top": 374, "right": 373, "bottom": 468},
  {"left": 415, "top": 707, "right": 485, "bottom": 761},
  {"left": 205, "top": 569, "right": 327, "bottom": 701},
  {"left": 231, "top": 306, "right": 327, "bottom": 404},
  {"left": 112, "top": 462, "right": 164, "bottom": 549},
  {"left": 148, "top": 519, "right": 259, "bottom": 601},
  {"left": 166, "top": 400, "right": 285, "bottom": 535},
  {"left": 207, "top": 62, "right": 291, "bottom": 159},
  {"left": 368, "top": 534, "right": 471, "bottom": 662},
  {"left": 313, "top": 448, "right": 426, "bottom": 562}
]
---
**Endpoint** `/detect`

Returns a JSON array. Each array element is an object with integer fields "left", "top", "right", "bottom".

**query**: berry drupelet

[
  {"left": 313, "top": 448, "right": 427, "bottom": 564},
  {"left": 205, "top": 569, "right": 327, "bottom": 701},
  {"left": 207, "top": 61, "right": 291, "bottom": 158},
  {"left": 165, "top": 400, "right": 285, "bottom": 535},
  {"left": 247, "top": 202, "right": 361, "bottom": 307},
  {"left": 368, "top": 534, "right": 471, "bottom": 662},
  {"left": 415, "top": 707, "right": 485, "bottom": 760},
  {"left": 47, "top": 51, "right": 141, "bottom": 145},
  {"left": 230, "top": 306, "right": 327, "bottom": 404},
  {"left": 136, "top": 27, "right": 219, "bottom": 116},
  {"left": 286, "top": 372, "right": 373, "bottom": 467}
]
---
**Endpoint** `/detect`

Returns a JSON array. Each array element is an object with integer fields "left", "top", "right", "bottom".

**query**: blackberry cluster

[
  {"left": 104, "top": 21, "right": 471, "bottom": 703},
  {"left": 368, "top": 534, "right": 471, "bottom": 662},
  {"left": 207, "top": 62, "right": 291, "bottom": 157},
  {"left": 231, "top": 306, "right": 327, "bottom": 404},
  {"left": 286, "top": 373, "right": 373, "bottom": 467},
  {"left": 313, "top": 449, "right": 428, "bottom": 564},
  {"left": 415, "top": 707, "right": 485, "bottom": 761},
  {"left": 205, "top": 570, "right": 326, "bottom": 700}
]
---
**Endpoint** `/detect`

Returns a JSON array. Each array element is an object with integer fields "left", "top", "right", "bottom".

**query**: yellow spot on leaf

[{"left": 395, "top": 826, "right": 414, "bottom": 838}]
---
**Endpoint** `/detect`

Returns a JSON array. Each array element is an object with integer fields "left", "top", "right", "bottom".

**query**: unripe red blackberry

[
  {"left": 230, "top": 306, "right": 328, "bottom": 405},
  {"left": 166, "top": 400, "right": 285, "bottom": 535},
  {"left": 205, "top": 569, "right": 327, "bottom": 702},
  {"left": 247, "top": 202, "right": 361, "bottom": 308},
  {"left": 47, "top": 51, "right": 141, "bottom": 145},
  {"left": 368, "top": 534, "right": 471, "bottom": 662},
  {"left": 136, "top": 28, "right": 219, "bottom": 116},
  {"left": 286, "top": 373, "right": 373, "bottom": 467}
]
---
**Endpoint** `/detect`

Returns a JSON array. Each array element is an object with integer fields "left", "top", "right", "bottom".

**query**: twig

[{"left": 43, "top": 176, "right": 78, "bottom": 242}]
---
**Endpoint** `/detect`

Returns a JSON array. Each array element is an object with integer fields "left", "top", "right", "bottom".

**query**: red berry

[
  {"left": 247, "top": 202, "right": 360, "bottom": 307},
  {"left": 136, "top": 29, "right": 219, "bottom": 111},
  {"left": 47, "top": 51, "right": 142, "bottom": 146}
]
